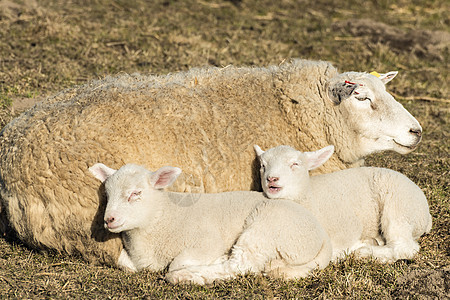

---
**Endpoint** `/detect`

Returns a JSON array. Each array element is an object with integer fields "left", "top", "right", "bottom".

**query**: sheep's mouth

[
  {"left": 393, "top": 139, "right": 419, "bottom": 150},
  {"left": 267, "top": 183, "right": 282, "bottom": 194}
]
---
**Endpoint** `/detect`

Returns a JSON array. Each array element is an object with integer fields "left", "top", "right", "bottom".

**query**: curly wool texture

[{"left": 0, "top": 59, "right": 369, "bottom": 264}]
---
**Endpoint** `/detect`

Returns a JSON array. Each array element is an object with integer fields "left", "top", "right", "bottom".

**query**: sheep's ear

[
  {"left": 149, "top": 166, "right": 182, "bottom": 189},
  {"left": 253, "top": 145, "right": 264, "bottom": 157},
  {"left": 304, "top": 145, "right": 335, "bottom": 171},
  {"left": 328, "top": 81, "right": 358, "bottom": 104},
  {"left": 89, "top": 163, "right": 117, "bottom": 183},
  {"left": 377, "top": 71, "right": 398, "bottom": 84}
]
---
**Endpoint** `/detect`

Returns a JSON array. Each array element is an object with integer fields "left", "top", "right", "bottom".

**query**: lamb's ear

[
  {"left": 253, "top": 145, "right": 264, "bottom": 157},
  {"left": 328, "top": 81, "right": 358, "bottom": 104},
  {"left": 149, "top": 166, "right": 182, "bottom": 189},
  {"left": 89, "top": 163, "right": 117, "bottom": 183},
  {"left": 377, "top": 71, "right": 398, "bottom": 84},
  {"left": 304, "top": 145, "right": 335, "bottom": 171}
]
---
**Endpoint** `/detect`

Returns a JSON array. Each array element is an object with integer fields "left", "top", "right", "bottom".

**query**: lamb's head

[
  {"left": 327, "top": 71, "right": 422, "bottom": 161},
  {"left": 254, "top": 145, "right": 334, "bottom": 199},
  {"left": 89, "top": 163, "right": 181, "bottom": 233}
]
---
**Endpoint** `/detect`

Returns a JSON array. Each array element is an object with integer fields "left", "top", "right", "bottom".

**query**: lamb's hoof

[
  {"left": 354, "top": 246, "right": 391, "bottom": 263},
  {"left": 166, "top": 269, "right": 207, "bottom": 285},
  {"left": 354, "top": 246, "right": 373, "bottom": 257}
]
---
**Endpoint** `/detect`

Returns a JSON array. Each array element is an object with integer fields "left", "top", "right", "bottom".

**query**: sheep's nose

[
  {"left": 410, "top": 128, "right": 422, "bottom": 138},
  {"left": 267, "top": 176, "right": 279, "bottom": 182},
  {"left": 104, "top": 216, "right": 115, "bottom": 225}
]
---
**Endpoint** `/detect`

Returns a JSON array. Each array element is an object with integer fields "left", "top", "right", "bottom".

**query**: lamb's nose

[
  {"left": 267, "top": 176, "right": 279, "bottom": 182},
  {"left": 104, "top": 216, "right": 115, "bottom": 225},
  {"left": 410, "top": 128, "right": 422, "bottom": 138}
]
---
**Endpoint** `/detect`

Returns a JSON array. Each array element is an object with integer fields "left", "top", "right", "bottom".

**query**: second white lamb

[{"left": 254, "top": 145, "right": 432, "bottom": 262}]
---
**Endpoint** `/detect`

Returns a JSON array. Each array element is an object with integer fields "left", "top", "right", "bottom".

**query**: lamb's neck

[
  {"left": 122, "top": 224, "right": 157, "bottom": 251},
  {"left": 121, "top": 226, "right": 164, "bottom": 271},
  {"left": 291, "top": 184, "right": 318, "bottom": 213}
]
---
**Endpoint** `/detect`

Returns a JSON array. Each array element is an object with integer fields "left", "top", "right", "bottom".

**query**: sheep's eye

[
  {"left": 128, "top": 191, "right": 142, "bottom": 202},
  {"left": 261, "top": 164, "right": 266, "bottom": 172},
  {"left": 291, "top": 162, "right": 300, "bottom": 168}
]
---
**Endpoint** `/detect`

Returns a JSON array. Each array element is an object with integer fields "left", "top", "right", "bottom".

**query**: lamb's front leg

[
  {"left": 166, "top": 245, "right": 259, "bottom": 285},
  {"left": 165, "top": 248, "right": 230, "bottom": 285},
  {"left": 167, "top": 200, "right": 332, "bottom": 285},
  {"left": 166, "top": 220, "right": 288, "bottom": 285},
  {"left": 117, "top": 249, "right": 137, "bottom": 272},
  {"left": 355, "top": 222, "right": 420, "bottom": 263},
  {"left": 166, "top": 262, "right": 234, "bottom": 285},
  {"left": 355, "top": 238, "right": 420, "bottom": 263}
]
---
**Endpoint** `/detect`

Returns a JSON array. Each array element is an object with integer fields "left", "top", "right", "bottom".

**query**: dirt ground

[
  {"left": 394, "top": 267, "right": 450, "bottom": 299},
  {"left": 0, "top": 0, "right": 448, "bottom": 298}
]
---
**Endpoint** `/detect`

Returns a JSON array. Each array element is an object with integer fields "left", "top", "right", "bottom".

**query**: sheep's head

[
  {"left": 327, "top": 71, "right": 422, "bottom": 161},
  {"left": 89, "top": 163, "right": 181, "bottom": 233},
  {"left": 254, "top": 145, "right": 334, "bottom": 199}
]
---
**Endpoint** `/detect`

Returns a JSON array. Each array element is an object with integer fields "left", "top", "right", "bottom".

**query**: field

[{"left": 0, "top": 0, "right": 448, "bottom": 298}]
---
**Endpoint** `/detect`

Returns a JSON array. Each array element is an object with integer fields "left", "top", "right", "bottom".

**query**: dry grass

[{"left": 0, "top": 0, "right": 448, "bottom": 298}]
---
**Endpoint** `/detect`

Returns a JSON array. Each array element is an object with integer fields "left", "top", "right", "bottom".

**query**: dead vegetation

[{"left": 0, "top": 0, "right": 448, "bottom": 298}]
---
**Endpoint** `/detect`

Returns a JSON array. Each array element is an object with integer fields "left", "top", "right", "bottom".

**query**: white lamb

[
  {"left": 254, "top": 145, "right": 432, "bottom": 263},
  {"left": 89, "top": 163, "right": 332, "bottom": 284}
]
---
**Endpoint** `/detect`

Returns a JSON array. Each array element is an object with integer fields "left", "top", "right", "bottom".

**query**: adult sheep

[{"left": 0, "top": 59, "right": 422, "bottom": 265}]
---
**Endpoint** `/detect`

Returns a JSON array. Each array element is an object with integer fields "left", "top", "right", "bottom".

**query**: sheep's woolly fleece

[{"left": 0, "top": 59, "right": 410, "bottom": 264}]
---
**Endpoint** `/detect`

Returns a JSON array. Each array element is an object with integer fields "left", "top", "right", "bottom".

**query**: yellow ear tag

[{"left": 370, "top": 71, "right": 381, "bottom": 78}]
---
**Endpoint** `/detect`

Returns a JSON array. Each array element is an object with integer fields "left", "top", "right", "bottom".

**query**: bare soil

[{"left": 394, "top": 267, "right": 450, "bottom": 299}]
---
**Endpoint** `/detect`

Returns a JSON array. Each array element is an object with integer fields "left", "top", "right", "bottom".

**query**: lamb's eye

[{"left": 128, "top": 191, "right": 142, "bottom": 202}]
